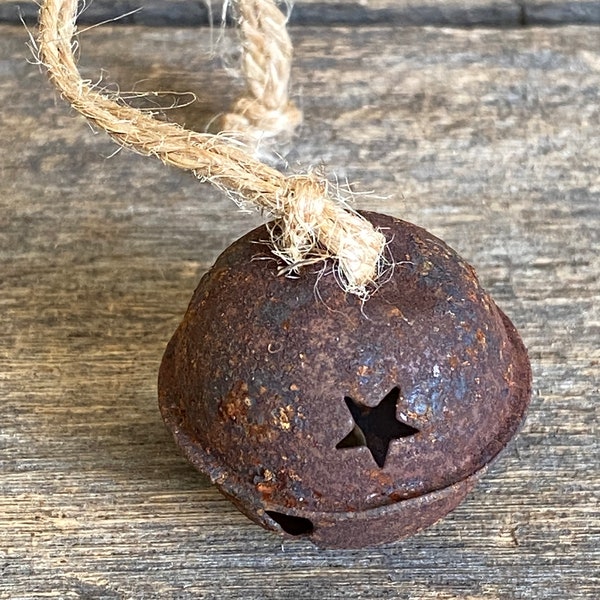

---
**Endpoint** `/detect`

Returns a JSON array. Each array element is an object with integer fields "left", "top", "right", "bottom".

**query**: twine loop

[
  {"left": 222, "top": 97, "right": 302, "bottom": 142},
  {"left": 221, "top": 0, "right": 301, "bottom": 143},
  {"left": 37, "top": 0, "right": 386, "bottom": 297}
]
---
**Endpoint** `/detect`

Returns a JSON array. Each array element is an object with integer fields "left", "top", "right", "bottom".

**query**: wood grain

[
  {"left": 1, "top": 20, "right": 599, "bottom": 599},
  {"left": 525, "top": 0, "right": 600, "bottom": 23}
]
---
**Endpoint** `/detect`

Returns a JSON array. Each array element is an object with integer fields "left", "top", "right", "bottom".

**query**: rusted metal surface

[{"left": 158, "top": 212, "right": 531, "bottom": 548}]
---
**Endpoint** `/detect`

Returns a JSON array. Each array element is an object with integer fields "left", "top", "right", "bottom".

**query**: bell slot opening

[{"left": 266, "top": 511, "right": 314, "bottom": 536}]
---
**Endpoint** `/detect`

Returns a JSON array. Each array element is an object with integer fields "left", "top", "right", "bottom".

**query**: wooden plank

[
  {"left": 1, "top": 22, "right": 599, "bottom": 599},
  {"left": 525, "top": 0, "right": 600, "bottom": 23},
  {"left": 0, "top": 0, "right": 547, "bottom": 27},
  {"left": 5, "top": 0, "right": 600, "bottom": 27},
  {"left": 277, "top": 0, "right": 520, "bottom": 25},
  {"left": 5, "top": 0, "right": 600, "bottom": 26}
]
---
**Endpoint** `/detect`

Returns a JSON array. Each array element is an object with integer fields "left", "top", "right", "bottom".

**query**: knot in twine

[
  {"left": 37, "top": 0, "right": 386, "bottom": 297},
  {"left": 275, "top": 175, "right": 386, "bottom": 292},
  {"left": 221, "top": 96, "right": 303, "bottom": 143}
]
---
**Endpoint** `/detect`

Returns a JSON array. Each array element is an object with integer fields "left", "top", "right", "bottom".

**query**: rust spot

[
  {"left": 257, "top": 482, "right": 276, "bottom": 500},
  {"left": 476, "top": 328, "right": 487, "bottom": 346},
  {"left": 387, "top": 306, "right": 406, "bottom": 321},
  {"left": 274, "top": 405, "right": 294, "bottom": 431},
  {"left": 218, "top": 381, "right": 250, "bottom": 422},
  {"left": 420, "top": 259, "right": 434, "bottom": 276}
]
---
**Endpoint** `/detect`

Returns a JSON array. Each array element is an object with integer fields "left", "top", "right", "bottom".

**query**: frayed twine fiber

[{"left": 37, "top": 0, "right": 386, "bottom": 296}]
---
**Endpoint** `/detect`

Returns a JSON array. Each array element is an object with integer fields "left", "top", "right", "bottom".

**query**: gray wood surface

[
  {"left": 526, "top": 0, "right": 600, "bottom": 23},
  {"left": 2, "top": 0, "right": 600, "bottom": 26},
  {"left": 1, "top": 18, "right": 599, "bottom": 600}
]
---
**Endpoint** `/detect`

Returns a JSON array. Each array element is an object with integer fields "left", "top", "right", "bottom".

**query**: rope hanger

[{"left": 37, "top": 0, "right": 387, "bottom": 297}]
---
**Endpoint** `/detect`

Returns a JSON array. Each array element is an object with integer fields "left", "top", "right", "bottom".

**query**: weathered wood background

[
  {"left": 3, "top": 0, "right": 600, "bottom": 25},
  {"left": 1, "top": 1, "right": 598, "bottom": 598}
]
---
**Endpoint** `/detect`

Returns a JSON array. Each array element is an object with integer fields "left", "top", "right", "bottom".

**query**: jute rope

[
  {"left": 37, "top": 0, "right": 386, "bottom": 296},
  {"left": 222, "top": 0, "right": 302, "bottom": 141}
]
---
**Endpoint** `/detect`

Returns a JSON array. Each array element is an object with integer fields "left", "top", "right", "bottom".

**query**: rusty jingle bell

[{"left": 158, "top": 212, "right": 531, "bottom": 548}]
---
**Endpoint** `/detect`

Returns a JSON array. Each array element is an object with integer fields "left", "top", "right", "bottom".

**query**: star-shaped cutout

[{"left": 336, "top": 387, "right": 418, "bottom": 468}]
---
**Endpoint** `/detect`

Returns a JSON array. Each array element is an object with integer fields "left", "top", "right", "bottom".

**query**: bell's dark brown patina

[{"left": 158, "top": 212, "right": 531, "bottom": 548}]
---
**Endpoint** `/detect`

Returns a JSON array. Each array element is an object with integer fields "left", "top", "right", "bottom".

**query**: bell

[{"left": 158, "top": 211, "right": 531, "bottom": 548}]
